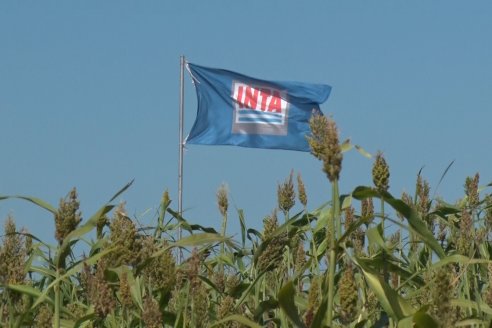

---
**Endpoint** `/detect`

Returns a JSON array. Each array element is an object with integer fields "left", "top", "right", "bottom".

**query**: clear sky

[{"left": 1, "top": 1, "right": 491, "bottom": 244}]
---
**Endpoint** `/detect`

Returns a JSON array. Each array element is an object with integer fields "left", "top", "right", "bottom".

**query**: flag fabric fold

[{"left": 186, "top": 63, "right": 332, "bottom": 152}]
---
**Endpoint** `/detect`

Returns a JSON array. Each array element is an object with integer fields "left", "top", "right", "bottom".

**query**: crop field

[{"left": 1, "top": 116, "right": 491, "bottom": 327}]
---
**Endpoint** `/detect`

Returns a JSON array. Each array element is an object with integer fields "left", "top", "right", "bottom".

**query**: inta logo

[{"left": 231, "top": 81, "right": 289, "bottom": 135}]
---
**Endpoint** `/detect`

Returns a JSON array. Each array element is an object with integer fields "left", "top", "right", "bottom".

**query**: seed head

[
  {"left": 96, "top": 215, "right": 109, "bottom": 240},
  {"left": 0, "top": 216, "right": 27, "bottom": 285},
  {"left": 162, "top": 190, "right": 171, "bottom": 207},
  {"left": 36, "top": 304, "right": 53, "bottom": 328},
  {"left": 91, "top": 260, "right": 116, "bottom": 318},
  {"left": 277, "top": 171, "right": 295, "bottom": 215},
  {"left": 304, "top": 276, "right": 321, "bottom": 327},
  {"left": 361, "top": 198, "right": 374, "bottom": 223},
  {"left": 416, "top": 175, "right": 431, "bottom": 216},
  {"left": 191, "top": 284, "right": 209, "bottom": 328},
  {"left": 344, "top": 206, "right": 355, "bottom": 232},
  {"left": 217, "top": 184, "right": 229, "bottom": 217},
  {"left": 353, "top": 227, "right": 365, "bottom": 255},
  {"left": 297, "top": 173, "right": 308, "bottom": 207},
  {"left": 372, "top": 152, "right": 390, "bottom": 193},
  {"left": 465, "top": 173, "right": 480, "bottom": 209},
  {"left": 307, "top": 114, "right": 343, "bottom": 182},
  {"left": 339, "top": 265, "right": 358, "bottom": 324},
  {"left": 262, "top": 210, "right": 279, "bottom": 240},
  {"left": 294, "top": 241, "right": 306, "bottom": 276},
  {"left": 257, "top": 232, "right": 289, "bottom": 272},
  {"left": 397, "top": 192, "right": 413, "bottom": 221},
  {"left": 54, "top": 188, "right": 82, "bottom": 243},
  {"left": 108, "top": 203, "right": 137, "bottom": 266},
  {"left": 217, "top": 296, "right": 235, "bottom": 326},
  {"left": 213, "top": 270, "right": 226, "bottom": 293},
  {"left": 145, "top": 244, "right": 176, "bottom": 291},
  {"left": 142, "top": 295, "right": 162, "bottom": 328},
  {"left": 119, "top": 272, "right": 133, "bottom": 309},
  {"left": 457, "top": 208, "right": 473, "bottom": 255},
  {"left": 431, "top": 266, "right": 454, "bottom": 327},
  {"left": 225, "top": 274, "right": 241, "bottom": 293},
  {"left": 485, "top": 195, "right": 492, "bottom": 232},
  {"left": 187, "top": 248, "right": 202, "bottom": 290}
]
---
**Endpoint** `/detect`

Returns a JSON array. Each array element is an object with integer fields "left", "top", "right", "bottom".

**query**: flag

[{"left": 185, "top": 63, "right": 332, "bottom": 152}]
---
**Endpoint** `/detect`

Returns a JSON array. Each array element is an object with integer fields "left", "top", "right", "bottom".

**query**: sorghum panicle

[
  {"left": 225, "top": 274, "right": 241, "bottom": 293},
  {"left": 304, "top": 276, "right": 321, "bottom": 327},
  {"left": 141, "top": 238, "right": 177, "bottom": 291},
  {"left": 416, "top": 176, "right": 431, "bottom": 215},
  {"left": 485, "top": 195, "right": 492, "bottom": 232},
  {"left": 119, "top": 272, "right": 133, "bottom": 309},
  {"left": 294, "top": 241, "right": 306, "bottom": 275},
  {"left": 344, "top": 206, "right": 355, "bottom": 232},
  {"left": 262, "top": 211, "right": 279, "bottom": 240},
  {"left": 217, "top": 296, "right": 236, "bottom": 328},
  {"left": 187, "top": 248, "right": 202, "bottom": 290},
  {"left": 277, "top": 171, "right": 295, "bottom": 215},
  {"left": 192, "top": 284, "right": 209, "bottom": 328},
  {"left": 297, "top": 172, "right": 308, "bottom": 207},
  {"left": 142, "top": 296, "right": 163, "bottom": 328},
  {"left": 36, "top": 304, "right": 53, "bottom": 328},
  {"left": 54, "top": 187, "right": 82, "bottom": 243},
  {"left": 217, "top": 184, "right": 229, "bottom": 217},
  {"left": 457, "top": 208, "right": 473, "bottom": 255},
  {"left": 0, "top": 216, "right": 27, "bottom": 285},
  {"left": 92, "top": 261, "right": 116, "bottom": 318},
  {"left": 213, "top": 270, "right": 226, "bottom": 293},
  {"left": 465, "top": 173, "right": 480, "bottom": 209},
  {"left": 108, "top": 203, "right": 137, "bottom": 266},
  {"left": 339, "top": 265, "right": 358, "bottom": 324},
  {"left": 372, "top": 152, "right": 390, "bottom": 193},
  {"left": 485, "top": 264, "right": 492, "bottom": 307},
  {"left": 431, "top": 266, "right": 454, "bottom": 327},
  {"left": 257, "top": 232, "right": 289, "bottom": 272},
  {"left": 162, "top": 189, "right": 171, "bottom": 207},
  {"left": 361, "top": 198, "right": 374, "bottom": 223},
  {"left": 307, "top": 114, "right": 343, "bottom": 182},
  {"left": 397, "top": 192, "right": 413, "bottom": 221}
]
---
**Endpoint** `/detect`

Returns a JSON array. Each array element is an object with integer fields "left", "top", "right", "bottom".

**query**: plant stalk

[
  {"left": 326, "top": 179, "right": 340, "bottom": 326},
  {"left": 54, "top": 269, "right": 61, "bottom": 328}
]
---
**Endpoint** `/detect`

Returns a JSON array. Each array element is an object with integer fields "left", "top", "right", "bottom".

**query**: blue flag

[{"left": 186, "top": 63, "right": 332, "bottom": 152}]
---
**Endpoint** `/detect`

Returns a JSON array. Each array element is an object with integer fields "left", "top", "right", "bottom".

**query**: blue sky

[{"left": 1, "top": 1, "right": 491, "bottom": 244}]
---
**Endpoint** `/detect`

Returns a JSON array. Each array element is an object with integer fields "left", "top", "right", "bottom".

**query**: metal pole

[{"left": 178, "top": 55, "right": 185, "bottom": 261}]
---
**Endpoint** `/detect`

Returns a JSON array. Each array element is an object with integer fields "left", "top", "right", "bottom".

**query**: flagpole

[{"left": 178, "top": 55, "right": 185, "bottom": 262}]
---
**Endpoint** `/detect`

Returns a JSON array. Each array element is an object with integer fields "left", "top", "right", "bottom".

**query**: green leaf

[
  {"left": 0, "top": 195, "right": 56, "bottom": 214},
  {"left": 253, "top": 299, "right": 279, "bottom": 322},
  {"left": 237, "top": 208, "right": 247, "bottom": 248},
  {"left": 172, "top": 232, "right": 232, "bottom": 248},
  {"left": 107, "top": 179, "right": 134, "bottom": 203},
  {"left": 351, "top": 255, "right": 415, "bottom": 321},
  {"left": 277, "top": 281, "right": 307, "bottom": 328},
  {"left": 56, "top": 204, "right": 114, "bottom": 268},
  {"left": 6, "top": 284, "right": 54, "bottom": 305},
  {"left": 352, "top": 186, "right": 445, "bottom": 259},
  {"left": 32, "top": 247, "right": 117, "bottom": 309},
  {"left": 366, "top": 224, "right": 387, "bottom": 251}
]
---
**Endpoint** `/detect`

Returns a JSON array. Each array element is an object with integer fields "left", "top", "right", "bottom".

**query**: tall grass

[{"left": 1, "top": 117, "right": 492, "bottom": 327}]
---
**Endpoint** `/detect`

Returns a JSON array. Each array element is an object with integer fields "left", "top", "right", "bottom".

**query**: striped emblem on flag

[{"left": 232, "top": 82, "right": 288, "bottom": 126}]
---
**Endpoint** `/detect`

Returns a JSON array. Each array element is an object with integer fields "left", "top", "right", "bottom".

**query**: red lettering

[
  {"left": 244, "top": 87, "right": 259, "bottom": 110},
  {"left": 268, "top": 91, "right": 282, "bottom": 113},
  {"left": 259, "top": 88, "right": 271, "bottom": 111},
  {"left": 236, "top": 85, "right": 245, "bottom": 108}
]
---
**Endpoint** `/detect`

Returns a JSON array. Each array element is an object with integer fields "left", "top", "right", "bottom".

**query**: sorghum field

[{"left": 1, "top": 115, "right": 491, "bottom": 327}]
